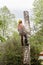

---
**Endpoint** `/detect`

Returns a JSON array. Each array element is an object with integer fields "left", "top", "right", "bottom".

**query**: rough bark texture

[
  {"left": 23, "top": 45, "right": 30, "bottom": 65},
  {"left": 23, "top": 11, "right": 31, "bottom": 65}
]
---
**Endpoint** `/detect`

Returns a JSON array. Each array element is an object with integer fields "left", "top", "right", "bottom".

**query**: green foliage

[
  {"left": 0, "top": 35, "right": 6, "bottom": 42},
  {"left": 33, "top": 0, "right": 43, "bottom": 24},
  {"left": 4, "top": 42, "right": 22, "bottom": 65},
  {"left": 0, "top": 32, "right": 23, "bottom": 65},
  {"left": 0, "top": 20, "right": 3, "bottom": 27},
  {"left": 0, "top": 6, "right": 17, "bottom": 42},
  {"left": 30, "top": 27, "right": 43, "bottom": 65},
  {"left": 12, "top": 32, "right": 21, "bottom": 46},
  {"left": 1, "top": 6, "right": 10, "bottom": 14},
  {"left": 30, "top": 0, "right": 43, "bottom": 64}
]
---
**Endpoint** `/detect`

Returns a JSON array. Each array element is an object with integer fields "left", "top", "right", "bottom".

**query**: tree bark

[{"left": 23, "top": 11, "right": 31, "bottom": 65}]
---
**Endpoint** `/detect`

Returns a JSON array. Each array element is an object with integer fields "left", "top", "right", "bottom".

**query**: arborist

[{"left": 18, "top": 19, "right": 29, "bottom": 46}]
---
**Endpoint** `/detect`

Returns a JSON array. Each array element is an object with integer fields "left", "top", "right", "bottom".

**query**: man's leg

[
  {"left": 21, "top": 35, "right": 24, "bottom": 46},
  {"left": 24, "top": 34, "right": 28, "bottom": 46}
]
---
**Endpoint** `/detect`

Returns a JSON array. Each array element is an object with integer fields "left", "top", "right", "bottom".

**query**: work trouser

[{"left": 21, "top": 34, "right": 28, "bottom": 46}]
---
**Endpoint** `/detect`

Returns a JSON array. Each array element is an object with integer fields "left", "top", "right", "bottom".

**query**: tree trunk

[{"left": 23, "top": 11, "right": 31, "bottom": 65}]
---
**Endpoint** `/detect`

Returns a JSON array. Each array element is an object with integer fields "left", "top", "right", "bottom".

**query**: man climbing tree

[{"left": 18, "top": 19, "right": 28, "bottom": 46}]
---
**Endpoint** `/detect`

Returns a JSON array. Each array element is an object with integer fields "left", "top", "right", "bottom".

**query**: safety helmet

[{"left": 18, "top": 19, "right": 22, "bottom": 24}]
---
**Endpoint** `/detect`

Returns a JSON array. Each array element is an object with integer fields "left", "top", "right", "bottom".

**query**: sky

[
  {"left": 0, "top": 0, "right": 34, "bottom": 11},
  {"left": 0, "top": 0, "right": 34, "bottom": 28}
]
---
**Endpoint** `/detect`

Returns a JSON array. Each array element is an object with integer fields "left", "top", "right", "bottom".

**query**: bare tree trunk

[{"left": 23, "top": 11, "right": 31, "bottom": 65}]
